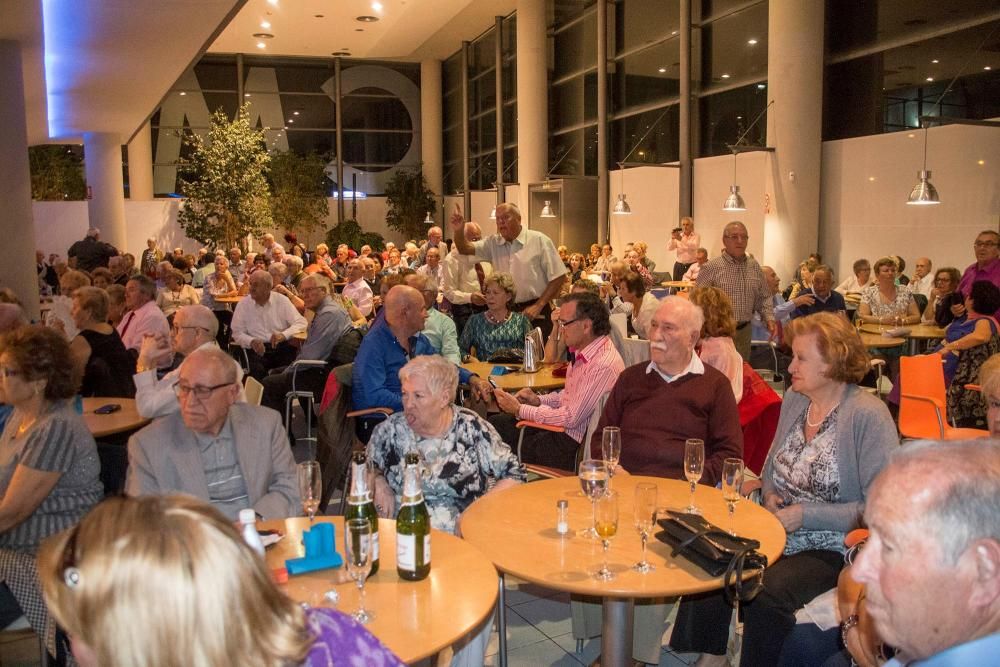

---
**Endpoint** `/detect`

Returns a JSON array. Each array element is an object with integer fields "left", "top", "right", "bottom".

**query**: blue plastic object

[{"left": 285, "top": 522, "right": 343, "bottom": 575}]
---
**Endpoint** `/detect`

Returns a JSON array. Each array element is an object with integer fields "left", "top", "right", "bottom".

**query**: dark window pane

[
  {"left": 471, "top": 32, "right": 497, "bottom": 77},
  {"left": 611, "top": 39, "right": 681, "bottom": 113},
  {"left": 277, "top": 94, "right": 335, "bottom": 130},
  {"left": 284, "top": 130, "right": 337, "bottom": 157},
  {"left": 699, "top": 83, "right": 768, "bottom": 157},
  {"left": 193, "top": 57, "right": 237, "bottom": 91},
  {"left": 554, "top": 0, "right": 596, "bottom": 27},
  {"left": 342, "top": 131, "right": 412, "bottom": 169},
  {"left": 549, "top": 126, "right": 598, "bottom": 177},
  {"left": 342, "top": 95, "right": 412, "bottom": 131},
  {"left": 553, "top": 13, "right": 597, "bottom": 77},
  {"left": 552, "top": 72, "right": 598, "bottom": 133},
  {"left": 611, "top": 105, "right": 679, "bottom": 166},
  {"left": 700, "top": 2, "right": 767, "bottom": 87},
  {"left": 614, "top": 0, "right": 680, "bottom": 55}
]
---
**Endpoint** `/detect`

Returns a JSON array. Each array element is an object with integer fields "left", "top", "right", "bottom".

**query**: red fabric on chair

[
  {"left": 738, "top": 362, "right": 782, "bottom": 475},
  {"left": 318, "top": 370, "right": 341, "bottom": 415}
]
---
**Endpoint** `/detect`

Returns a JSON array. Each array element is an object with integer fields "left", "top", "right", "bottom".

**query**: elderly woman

[
  {"left": 689, "top": 286, "right": 743, "bottom": 402},
  {"left": 201, "top": 255, "right": 238, "bottom": 345},
  {"left": 459, "top": 272, "right": 531, "bottom": 361},
  {"left": 0, "top": 326, "right": 103, "bottom": 655},
  {"left": 785, "top": 259, "right": 818, "bottom": 301},
  {"left": 585, "top": 243, "right": 601, "bottom": 270},
  {"left": 634, "top": 240, "right": 655, "bottom": 273},
  {"left": 155, "top": 269, "right": 199, "bottom": 322},
  {"left": 857, "top": 256, "right": 920, "bottom": 326},
  {"left": 39, "top": 495, "right": 405, "bottom": 667},
  {"left": 47, "top": 269, "right": 92, "bottom": 339},
  {"left": 922, "top": 266, "right": 963, "bottom": 326},
  {"left": 624, "top": 249, "right": 655, "bottom": 289},
  {"left": 618, "top": 271, "right": 659, "bottom": 339},
  {"left": 591, "top": 244, "right": 615, "bottom": 275},
  {"left": 69, "top": 287, "right": 135, "bottom": 397},
  {"left": 935, "top": 280, "right": 1000, "bottom": 428},
  {"left": 671, "top": 312, "right": 898, "bottom": 667},
  {"left": 834, "top": 258, "right": 871, "bottom": 298},
  {"left": 90, "top": 267, "right": 113, "bottom": 290},
  {"left": 313, "top": 242, "right": 334, "bottom": 268}
]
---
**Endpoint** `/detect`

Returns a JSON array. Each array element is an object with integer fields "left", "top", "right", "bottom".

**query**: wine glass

[
  {"left": 633, "top": 483, "right": 657, "bottom": 573},
  {"left": 297, "top": 461, "right": 321, "bottom": 522},
  {"left": 601, "top": 427, "right": 621, "bottom": 487},
  {"left": 721, "top": 458, "right": 745, "bottom": 536},
  {"left": 577, "top": 459, "right": 609, "bottom": 539},
  {"left": 683, "top": 439, "right": 705, "bottom": 514},
  {"left": 593, "top": 490, "right": 618, "bottom": 581},
  {"left": 344, "top": 518, "right": 374, "bottom": 624}
]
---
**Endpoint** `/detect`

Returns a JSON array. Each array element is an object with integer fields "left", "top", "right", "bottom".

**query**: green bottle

[
  {"left": 344, "top": 451, "right": 380, "bottom": 575},
  {"left": 395, "top": 452, "right": 430, "bottom": 581}
]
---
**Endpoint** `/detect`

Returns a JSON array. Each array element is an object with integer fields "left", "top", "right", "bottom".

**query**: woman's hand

[
  {"left": 774, "top": 503, "right": 804, "bottom": 533},
  {"left": 763, "top": 491, "right": 783, "bottom": 514},
  {"left": 373, "top": 475, "right": 395, "bottom": 519}
]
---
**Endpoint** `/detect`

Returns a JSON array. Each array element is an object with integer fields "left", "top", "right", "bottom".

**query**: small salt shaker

[{"left": 556, "top": 500, "right": 569, "bottom": 535}]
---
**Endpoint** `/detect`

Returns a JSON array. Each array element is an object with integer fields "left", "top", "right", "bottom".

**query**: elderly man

[
  {"left": 957, "top": 231, "right": 1000, "bottom": 317},
  {"left": 260, "top": 274, "right": 360, "bottom": 422},
  {"left": 851, "top": 440, "right": 1000, "bottom": 666},
  {"left": 342, "top": 257, "right": 373, "bottom": 317},
  {"left": 417, "top": 225, "right": 443, "bottom": 266},
  {"left": 351, "top": 286, "right": 487, "bottom": 439},
  {"left": 228, "top": 247, "right": 245, "bottom": 285},
  {"left": 790, "top": 265, "right": 847, "bottom": 319},
  {"left": 133, "top": 304, "right": 243, "bottom": 418},
  {"left": 67, "top": 227, "right": 118, "bottom": 271},
  {"left": 283, "top": 255, "right": 307, "bottom": 290},
  {"left": 117, "top": 275, "right": 170, "bottom": 357},
  {"left": 451, "top": 203, "right": 567, "bottom": 337},
  {"left": 331, "top": 245, "right": 351, "bottom": 279},
  {"left": 108, "top": 255, "right": 130, "bottom": 286},
  {"left": 910, "top": 256, "right": 934, "bottom": 298},
  {"left": 441, "top": 221, "right": 491, "bottom": 336},
  {"left": 682, "top": 247, "right": 709, "bottom": 282},
  {"left": 490, "top": 293, "right": 624, "bottom": 471},
  {"left": 260, "top": 233, "right": 283, "bottom": 262},
  {"left": 230, "top": 271, "right": 307, "bottom": 380},
  {"left": 667, "top": 216, "right": 701, "bottom": 281},
  {"left": 404, "top": 273, "right": 460, "bottom": 364},
  {"left": 125, "top": 346, "right": 299, "bottom": 521},
  {"left": 696, "top": 221, "right": 775, "bottom": 360},
  {"left": 416, "top": 246, "right": 443, "bottom": 289}
]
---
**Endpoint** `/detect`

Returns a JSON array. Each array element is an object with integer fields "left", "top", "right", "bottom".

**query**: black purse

[
  {"left": 487, "top": 348, "right": 524, "bottom": 364},
  {"left": 654, "top": 510, "right": 768, "bottom": 604}
]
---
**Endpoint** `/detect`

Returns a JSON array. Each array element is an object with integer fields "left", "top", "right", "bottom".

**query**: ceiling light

[
  {"left": 658, "top": 67, "right": 666, "bottom": 73},
  {"left": 260, "top": 21, "right": 271, "bottom": 29},
  {"left": 671, "top": 30, "right": 678, "bottom": 35},
  {"left": 926, "top": 77, "right": 934, "bottom": 82},
  {"left": 907, "top": 133, "right": 915, "bottom": 138},
  {"left": 747, "top": 39, "right": 758, "bottom": 45},
  {"left": 906, "top": 128, "right": 940, "bottom": 206},
  {"left": 356, "top": 15, "right": 379, "bottom": 22},
  {"left": 372, "top": 1, "right": 383, "bottom": 11},
  {"left": 179, "top": 91, "right": 186, "bottom": 96},
  {"left": 287, "top": 119, "right": 294, "bottom": 123},
  {"left": 931, "top": 59, "right": 939, "bottom": 64},
  {"left": 756, "top": 83, "right": 766, "bottom": 89},
  {"left": 540, "top": 201, "right": 556, "bottom": 218},
  {"left": 424, "top": 211, "right": 434, "bottom": 225},
  {"left": 986, "top": 66, "right": 993, "bottom": 71},
  {"left": 256, "top": 42, "right": 266, "bottom": 49},
  {"left": 721, "top": 73, "right": 731, "bottom": 79},
  {"left": 253, "top": 33, "right": 274, "bottom": 39},
  {"left": 978, "top": 160, "right": 985, "bottom": 165},
  {"left": 244, "top": 93, "right": 251, "bottom": 97},
  {"left": 868, "top": 176, "right": 876, "bottom": 182},
  {"left": 293, "top": 111, "right": 300, "bottom": 115}
]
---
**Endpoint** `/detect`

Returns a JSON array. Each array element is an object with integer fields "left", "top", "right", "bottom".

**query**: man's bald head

[
  {"left": 0, "top": 304, "right": 27, "bottom": 334},
  {"left": 385, "top": 285, "right": 427, "bottom": 336}
]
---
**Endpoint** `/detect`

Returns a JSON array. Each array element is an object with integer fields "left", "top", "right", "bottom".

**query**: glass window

[
  {"left": 700, "top": 2, "right": 767, "bottom": 89},
  {"left": 554, "top": 0, "right": 596, "bottom": 27},
  {"left": 611, "top": 105, "right": 680, "bottom": 165},
  {"left": 471, "top": 32, "right": 496, "bottom": 78},
  {"left": 611, "top": 39, "right": 682, "bottom": 113},
  {"left": 342, "top": 131, "right": 413, "bottom": 169},
  {"left": 699, "top": 82, "right": 769, "bottom": 157},
  {"left": 284, "top": 130, "right": 337, "bottom": 157},
  {"left": 614, "top": 0, "right": 680, "bottom": 55},
  {"left": 342, "top": 95, "right": 412, "bottom": 131},
  {"left": 551, "top": 73, "right": 598, "bottom": 134},
  {"left": 548, "top": 126, "right": 598, "bottom": 177},
  {"left": 553, "top": 13, "right": 597, "bottom": 78},
  {"left": 192, "top": 57, "right": 237, "bottom": 91},
  {"left": 276, "top": 94, "right": 335, "bottom": 130}
]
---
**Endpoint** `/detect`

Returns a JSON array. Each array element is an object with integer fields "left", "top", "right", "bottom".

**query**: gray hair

[
  {"left": 301, "top": 273, "right": 331, "bottom": 294},
  {"left": 398, "top": 355, "right": 458, "bottom": 401},
  {"left": 182, "top": 346, "right": 238, "bottom": 384},
  {"left": 283, "top": 256, "right": 304, "bottom": 272},
  {"left": 879, "top": 440, "right": 1000, "bottom": 564},
  {"left": 485, "top": 272, "right": 516, "bottom": 303},
  {"left": 661, "top": 296, "right": 704, "bottom": 341}
]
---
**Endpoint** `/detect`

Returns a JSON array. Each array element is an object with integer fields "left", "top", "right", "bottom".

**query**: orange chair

[{"left": 898, "top": 355, "right": 989, "bottom": 440}]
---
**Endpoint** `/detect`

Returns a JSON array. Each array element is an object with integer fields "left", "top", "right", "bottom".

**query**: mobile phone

[
  {"left": 488, "top": 376, "right": 499, "bottom": 389},
  {"left": 94, "top": 403, "right": 122, "bottom": 414}
]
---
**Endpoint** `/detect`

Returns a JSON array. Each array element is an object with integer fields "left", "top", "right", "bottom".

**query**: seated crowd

[{"left": 0, "top": 217, "right": 992, "bottom": 666}]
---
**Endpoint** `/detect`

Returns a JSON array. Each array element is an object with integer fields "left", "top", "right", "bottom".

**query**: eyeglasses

[
  {"left": 0, "top": 367, "right": 21, "bottom": 378},
  {"left": 974, "top": 241, "right": 999, "bottom": 248},
  {"left": 174, "top": 382, "right": 233, "bottom": 400},
  {"left": 558, "top": 318, "right": 582, "bottom": 327},
  {"left": 724, "top": 234, "right": 749, "bottom": 241},
  {"left": 171, "top": 325, "right": 206, "bottom": 334},
  {"left": 299, "top": 286, "right": 325, "bottom": 294}
]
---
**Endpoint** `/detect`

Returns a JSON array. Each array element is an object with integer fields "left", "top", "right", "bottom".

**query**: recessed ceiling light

[
  {"left": 907, "top": 133, "right": 915, "bottom": 138},
  {"left": 332, "top": 51, "right": 351, "bottom": 56},
  {"left": 179, "top": 91, "right": 186, "bottom": 96},
  {"left": 260, "top": 21, "right": 271, "bottom": 29},
  {"left": 671, "top": 30, "right": 678, "bottom": 35},
  {"left": 244, "top": 93, "right": 251, "bottom": 97},
  {"left": 267, "top": 0, "right": 278, "bottom": 5},
  {"left": 287, "top": 119, "right": 294, "bottom": 123},
  {"left": 293, "top": 111, "right": 300, "bottom": 115},
  {"left": 756, "top": 83, "right": 766, "bottom": 89},
  {"left": 356, "top": 15, "right": 379, "bottom": 22},
  {"left": 986, "top": 66, "right": 993, "bottom": 71},
  {"left": 721, "top": 73, "right": 731, "bottom": 79},
  {"left": 978, "top": 160, "right": 986, "bottom": 165},
  {"left": 658, "top": 67, "right": 666, "bottom": 73},
  {"left": 747, "top": 39, "right": 758, "bottom": 45},
  {"left": 372, "top": 1, "right": 383, "bottom": 11},
  {"left": 256, "top": 42, "right": 266, "bottom": 49},
  {"left": 926, "top": 77, "right": 934, "bottom": 82},
  {"left": 253, "top": 33, "right": 274, "bottom": 39},
  {"left": 868, "top": 176, "right": 876, "bottom": 182},
  {"left": 931, "top": 59, "right": 939, "bottom": 63}
]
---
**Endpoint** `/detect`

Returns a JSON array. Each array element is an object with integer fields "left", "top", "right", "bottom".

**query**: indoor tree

[
  {"left": 383, "top": 166, "right": 438, "bottom": 241},
  {"left": 269, "top": 150, "right": 330, "bottom": 245}
]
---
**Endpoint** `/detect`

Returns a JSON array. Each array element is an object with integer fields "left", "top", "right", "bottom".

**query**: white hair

[{"left": 398, "top": 355, "right": 458, "bottom": 401}]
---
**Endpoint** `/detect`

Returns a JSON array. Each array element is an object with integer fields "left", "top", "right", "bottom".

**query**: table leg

[
  {"left": 497, "top": 573, "right": 508, "bottom": 667},
  {"left": 908, "top": 338, "right": 919, "bottom": 356},
  {"left": 601, "top": 597, "right": 634, "bottom": 667}
]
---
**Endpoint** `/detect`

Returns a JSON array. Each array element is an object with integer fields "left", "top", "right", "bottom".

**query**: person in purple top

[
  {"left": 38, "top": 495, "right": 405, "bottom": 667},
  {"left": 957, "top": 230, "right": 1000, "bottom": 316}
]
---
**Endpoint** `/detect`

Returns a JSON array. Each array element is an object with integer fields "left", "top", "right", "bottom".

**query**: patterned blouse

[
  {"left": 860, "top": 284, "right": 914, "bottom": 320},
  {"left": 459, "top": 311, "right": 531, "bottom": 360},
  {"left": 303, "top": 607, "right": 405, "bottom": 667},
  {"left": 367, "top": 406, "right": 526, "bottom": 534},
  {"left": 769, "top": 407, "right": 844, "bottom": 555}
]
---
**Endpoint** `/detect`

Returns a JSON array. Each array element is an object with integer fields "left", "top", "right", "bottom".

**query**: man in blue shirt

[
  {"left": 851, "top": 440, "right": 1000, "bottom": 667},
  {"left": 790, "top": 265, "right": 847, "bottom": 319}
]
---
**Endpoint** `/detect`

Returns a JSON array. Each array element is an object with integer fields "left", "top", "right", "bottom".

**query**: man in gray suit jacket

[{"left": 125, "top": 346, "right": 299, "bottom": 520}]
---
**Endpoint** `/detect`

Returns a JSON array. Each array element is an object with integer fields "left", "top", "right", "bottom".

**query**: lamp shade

[
  {"left": 612, "top": 193, "right": 632, "bottom": 215},
  {"left": 906, "top": 170, "right": 940, "bottom": 206},
  {"left": 489, "top": 206, "right": 496, "bottom": 220},
  {"left": 540, "top": 200, "right": 556, "bottom": 218},
  {"left": 723, "top": 185, "right": 746, "bottom": 212},
  {"left": 423, "top": 211, "right": 434, "bottom": 224}
]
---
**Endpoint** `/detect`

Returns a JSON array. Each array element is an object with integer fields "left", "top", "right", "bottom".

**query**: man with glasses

[
  {"left": 488, "top": 293, "right": 624, "bottom": 472},
  {"left": 696, "top": 221, "right": 776, "bottom": 360},
  {"left": 125, "top": 346, "right": 299, "bottom": 521},
  {"left": 133, "top": 305, "right": 244, "bottom": 419},
  {"left": 958, "top": 231, "right": 1000, "bottom": 315}
]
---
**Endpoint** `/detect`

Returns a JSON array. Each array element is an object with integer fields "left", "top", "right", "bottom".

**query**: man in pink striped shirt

[{"left": 489, "top": 292, "right": 624, "bottom": 471}]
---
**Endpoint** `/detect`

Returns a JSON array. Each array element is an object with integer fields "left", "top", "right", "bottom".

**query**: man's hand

[
  {"left": 671, "top": 230, "right": 682, "bottom": 241},
  {"left": 373, "top": 475, "right": 395, "bottom": 519},
  {"left": 469, "top": 376, "right": 492, "bottom": 402},
  {"left": 270, "top": 332, "right": 286, "bottom": 346},
  {"left": 492, "top": 388, "right": 521, "bottom": 416},
  {"left": 514, "top": 387, "right": 541, "bottom": 406},
  {"left": 138, "top": 332, "right": 172, "bottom": 369},
  {"left": 951, "top": 302, "right": 966, "bottom": 317},
  {"left": 470, "top": 292, "right": 487, "bottom": 306},
  {"left": 251, "top": 339, "right": 265, "bottom": 356},
  {"left": 523, "top": 303, "right": 543, "bottom": 321},
  {"left": 767, "top": 320, "right": 778, "bottom": 340},
  {"left": 792, "top": 294, "right": 816, "bottom": 307}
]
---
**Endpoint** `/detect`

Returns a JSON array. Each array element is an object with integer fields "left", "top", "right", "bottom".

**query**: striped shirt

[
  {"left": 696, "top": 252, "right": 774, "bottom": 324},
  {"left": 195, "top": 418, "right": 250, "bottom": 521},
  {"left": 0, "top": 402, "right": 103, "bottom": 552},
  {"left": 519, "top": 335, "right": 625, "bottom": 442}
]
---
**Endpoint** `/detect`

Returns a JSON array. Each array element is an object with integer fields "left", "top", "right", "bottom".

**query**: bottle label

[
  {"left": 397, "top": 534, "right": 430, "bottom": 570},
  {"left": 370, "top": 531, "right": 380, "bottom": 562}
]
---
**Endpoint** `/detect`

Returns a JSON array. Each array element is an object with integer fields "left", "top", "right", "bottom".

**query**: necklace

[
  {"left": 806, "top": 401, "right": 839, "bottom": 429},
  {"left": 485, "top": 310, "right": 511, "bottom": 325}
]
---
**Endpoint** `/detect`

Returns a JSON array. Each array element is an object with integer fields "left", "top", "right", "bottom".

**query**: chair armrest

[
  {"left": 524, "top": 463, "right": 572, "bottom": 479},
  {"left": 740, "top": 479, "right": 762, "bottom": 497},
  {"left": 346, "top": 407, "right": 394, "bottom": 419},
  {"left": 515, "top": 420, "right": 566, "bottom": 434},
  {"left": 289, "top": 359, "right": 328, "bottom": 369},
  {"left": 900, "top": 393, "right": 946, "bottom": 410}
]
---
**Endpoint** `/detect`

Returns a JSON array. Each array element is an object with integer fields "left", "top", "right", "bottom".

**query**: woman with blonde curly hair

[
  {"left": 39, "top": 495, "right": 404, "bottom": 667},
  {"left": 459, "top": 272, "right": 531, "bottom": 360},
  {"left": 688, "top": 286, "right": 743, "bottom": 402}
]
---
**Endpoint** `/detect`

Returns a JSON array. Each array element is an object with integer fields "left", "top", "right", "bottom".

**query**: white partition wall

[
  {"left": 692, "top": 151, "right": 771, "bottom": 265},
  {"left": 608, "top": 165, "right": 680, "bottom": 269}
]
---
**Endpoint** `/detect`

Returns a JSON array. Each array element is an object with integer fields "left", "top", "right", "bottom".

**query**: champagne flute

[
  {"left": 721, "top": 458, "right": 745, "bottom": 536},
  {"left": 683, "top": 439, "right": 705, "bottom": 514},
  {"left": 593, "top": 490, "right": 618, "bottom": 581},
  {"left": 633, "top": 483, "right": 657, "bottom": 573},
  {"left": 297, "top": 461, "right": 321, "bottom": 522},
  {"left": 344, "top": 518, "right": 374, "bottom": 624},
  {"left": 601, "top": 427, "right": 621, "bottom": 487},
  {"left": 577, "top": 459, "right": 609, "bottom": 539}
]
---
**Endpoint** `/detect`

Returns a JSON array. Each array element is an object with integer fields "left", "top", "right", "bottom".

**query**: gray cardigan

[{"left": 762, "top": 385, "right": 898, "bottom": 533}]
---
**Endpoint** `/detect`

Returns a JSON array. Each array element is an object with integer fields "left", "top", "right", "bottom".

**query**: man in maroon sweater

[{"left": 590, "top": 296, "right": 743, "bottom": 486}]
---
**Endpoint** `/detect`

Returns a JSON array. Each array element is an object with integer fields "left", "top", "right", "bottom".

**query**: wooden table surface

[
  {"left": 262, "top": 516, "right": 498, "bottom": 664},
  {"left": 660, "top": 280, "right": 695, "bottom": 289},
  {"left": 461, "top": 361, "right": 566, "bottom": 392},
  {"left": 212, "top": 295, "right": 243, "bottom": 304},
  {"left": 859, "top": 331, "right": 906, "bottom": 349},
  {"left": 82, "top": 397, "right": 150, "bottom": 438},
  {"left": 461, "top": 475, "right": 786, "bottom": 599},
  {"left": 859, "top": 323, "right": 945, "bottom": 339}
]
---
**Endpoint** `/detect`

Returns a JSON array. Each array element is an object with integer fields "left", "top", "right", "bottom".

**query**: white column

[
  {"left": 84, "top": 132, "right": 128, "bottom": 253},
  {"left": 764, "top": 0, "right": 825, "bottom": 281},
  {"left": 0, "top": 41, "right": 41, "bottom": 320},
  {"left": 516, "top": 0, "right": 548, "bottom": 215},
  {"left": 421, "top": 59, "right": 443, "bottom": 221},
  {"left": 127, "top": 121, "right": 154, "bottom": 200}
]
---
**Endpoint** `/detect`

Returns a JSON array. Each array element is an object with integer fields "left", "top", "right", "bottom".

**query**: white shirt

[
  {"left": 645, "top": 352, "right": 705, "bottom": 383},
  {"left": 441, "top": 248, "right": 492, "bottom": 305},
  {"left": 342, "top": 278, "right": 373, "bottom": 317},
  {"left": 230, "top": 293, "right": 307, "bottom": 348},
  {"left": 117, "top": 300, "right": 170, "bottom": 354},
  {"left": 910, "top": 273, "right": 934, "bottom": 298},
  {"left": 133, "top": 341, "right": 245, "bottom": 418},
  {"left": 416, "top": 263, "right": 443, "bottom": 289},
  {"left": 471, "top": 227, "right": 567, "bottom": 303},
  {"left": 682, "top": 262, "right": 703, "bottom": 282},
  {"left": 667, "top": 232, "right": 701, "bottom": 264}
]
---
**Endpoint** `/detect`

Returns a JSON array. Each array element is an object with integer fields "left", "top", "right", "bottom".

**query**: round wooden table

[
  {"left": 82, "top": 398, "right": 150, "bottom": 438},
  {"left": 262, "top": 516, "right": 499, "bottom": 664},
  {"left": 660, "top": 280, "right": 695, "bottom": 291},
  {"left": 860, "top": 323, "right": 944, "bottom": 354},
  {"left": 859, "top": 331, "right": 905, "bottom": 349},
  {"left": 461, "top": 475, "right": 786, "bottom": 666},
  {"left": 212, "top": 295, "right": 243, "bottom": 304},
  {"left": 461, "top": 361, "right": 566, "bottom": 392}
]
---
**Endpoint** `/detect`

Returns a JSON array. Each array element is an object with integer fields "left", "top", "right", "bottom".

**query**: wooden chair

[
  {"left": 243, "top": 376, "right": 264, "bottom": 406},
  {"left": 898, "top": 355, "right": 989, "bottom": 440}
]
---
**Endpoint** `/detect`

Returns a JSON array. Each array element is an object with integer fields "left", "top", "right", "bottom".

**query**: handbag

[
  {"left": 487, "top": 348, "right": 524, "bottom": 364},
  {"left": 654, "top": 510, "right": 768, "bottom": 604}
]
